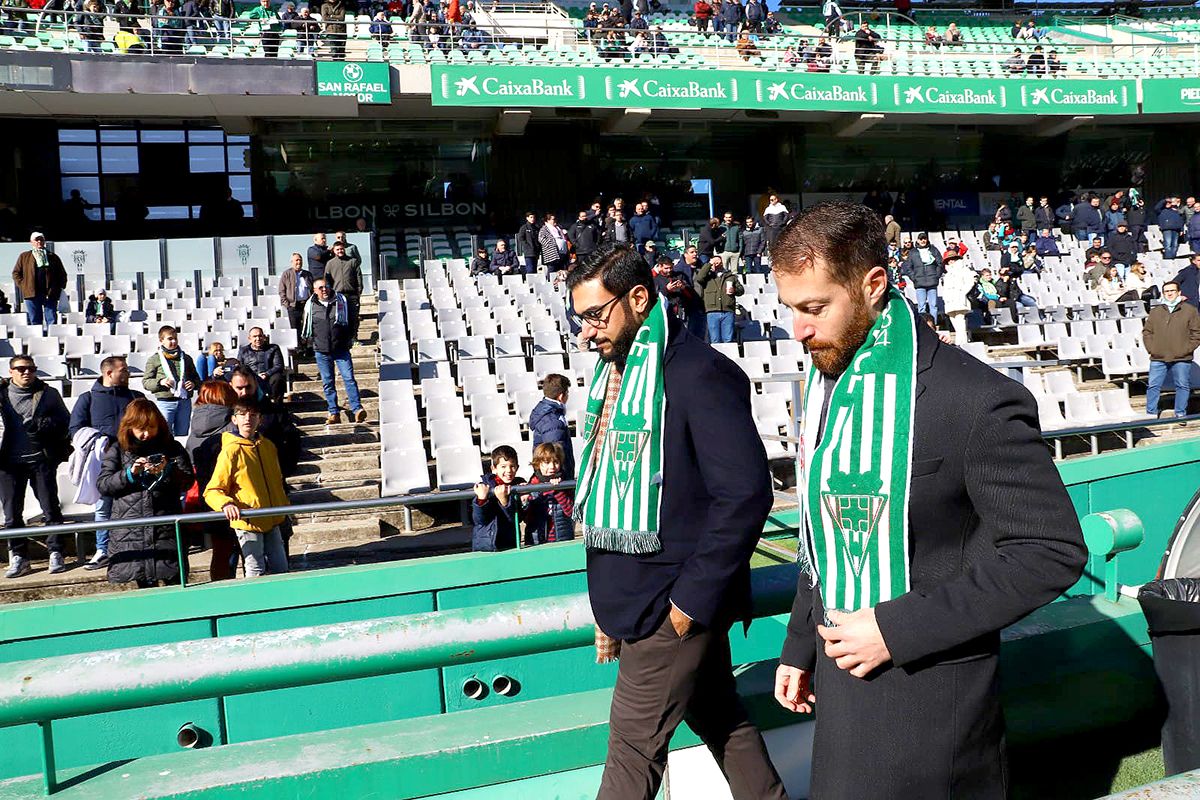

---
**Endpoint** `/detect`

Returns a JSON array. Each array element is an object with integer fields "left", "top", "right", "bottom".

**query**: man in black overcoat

[{"left": 772, "top": 202, "right": 1087, "bottom": 799}]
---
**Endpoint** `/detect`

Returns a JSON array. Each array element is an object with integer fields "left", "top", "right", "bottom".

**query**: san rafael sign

[{"left": 317, "top": 61, "right": 391, "bottom": 104}]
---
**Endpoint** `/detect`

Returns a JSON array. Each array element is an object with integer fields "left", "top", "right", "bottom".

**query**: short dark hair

[
  {"left": 491, "top": 445, "right": 518, "bottom": 466},
  {"left": 566, "top": 243, "right": 657, "bottom": 301},
  {"left": 231, "top": 365, "right": 259, "bottom": 386},
  {"left": 100, "top": 355, "right": 126, "bottom": 372},
  {"left": 158, "top": 325, "right": 177, "bottom": 339},
  {"left": 1164, "top": 281, "right": 1181, "bottom": 291},
  {"left": 770, "top": 202, "right": 887, "bottom": 289},
  {"left": 232, "top": 398, "right": 260, "bottom": 417},
  {"left": 543, "top": 373, "right": 571, "bottom": 399},
  {"left": 9, "top": 355, "right": 33, "bottom": 369}
]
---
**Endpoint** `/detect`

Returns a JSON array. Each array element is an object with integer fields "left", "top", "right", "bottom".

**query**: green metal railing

[{"left": 0, "top": 563, "right": 799, "bottom": 795}]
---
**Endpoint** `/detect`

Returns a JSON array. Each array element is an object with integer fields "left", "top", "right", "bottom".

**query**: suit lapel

[
  {"left": 914, "top": 322, "right": 940, "bottom": 403},
  {"left": 662, "top": 310, "right": 685, "bottom": 368}
]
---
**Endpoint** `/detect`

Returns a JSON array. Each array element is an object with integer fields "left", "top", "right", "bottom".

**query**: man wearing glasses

[
  {"left": 302, "top": 278, "right": 366, "bottom": 426},
  {"left": 11, "top": 232, "right": 67, "bottom": 329},
  {"left": 0, "top": 356, "right": 71, "bottom": 578},
  {"left": 569, "top": 244, "right": 786, "bottom": 800},
  {"left": 1143, "top": 280, "right": 1200, "bottom": 423}
]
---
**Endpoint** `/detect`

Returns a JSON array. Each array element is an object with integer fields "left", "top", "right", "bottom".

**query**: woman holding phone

[{"left": 98, "top": 399, "right": 194, "bottom": 588}]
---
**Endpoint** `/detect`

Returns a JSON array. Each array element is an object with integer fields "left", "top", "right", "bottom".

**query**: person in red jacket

[{"left": 693, "top": 0, "right": 713, "bottom": 34}]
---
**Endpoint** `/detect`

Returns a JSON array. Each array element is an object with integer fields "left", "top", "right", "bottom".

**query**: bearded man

[
  {"left": 568, "top": 244, "right": 787, "bottom": 800},
  {"left": 772, "top": 202, "right": 1087, "bottom": 798}
]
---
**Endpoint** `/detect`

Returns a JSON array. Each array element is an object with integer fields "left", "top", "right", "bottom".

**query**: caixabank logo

[
  {"left": 440, "top": 72, "right": 586, "bottom": 101},
  {"left": 896, "top": 83, "right": 1005, "bottom": 109},
  {"left": 1020, "top": 84, "right": 1129, "bottom": 109},
  {"left": 603, "top": 74, "right": 735, "bottom": 102},
  {"left": 753, "top": 78, "right": 877, "bottom": 107}
]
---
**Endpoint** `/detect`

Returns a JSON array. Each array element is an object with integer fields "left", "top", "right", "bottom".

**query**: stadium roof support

[
  {"left": 834, "top": 113, "right": 885, "bottom": 138},
  {"left": 494, "top": 109, "right": 532, "bottom": 136},
  {"left": 602, "top": 108, "right": 652, "bottom": 134},
  {"left": 1032, "top": 115, "right": 1095, "bottom": 138}
]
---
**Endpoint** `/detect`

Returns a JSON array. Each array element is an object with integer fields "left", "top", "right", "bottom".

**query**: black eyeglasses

[
  {"left": 572, "top": 290, "right": 629, "bottom": 328},
  {"left": 12, "top": 366, "right": 35, "bottom": 373}
]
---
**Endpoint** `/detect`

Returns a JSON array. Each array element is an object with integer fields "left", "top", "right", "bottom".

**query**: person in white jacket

[{"left": 940, "top": 251, "right": 978, "bottom": 343}]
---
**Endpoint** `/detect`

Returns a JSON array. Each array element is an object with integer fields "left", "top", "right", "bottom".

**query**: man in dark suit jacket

[
  {"left": 772, "top": 202, "right": 1087, "bottom": 799},
  {"left": 567, "top": 244, "right": 787, "bottom": 800}
]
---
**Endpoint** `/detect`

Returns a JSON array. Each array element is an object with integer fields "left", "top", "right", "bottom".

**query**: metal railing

[{"left": 4, "top": 3, "right": 1200, "bottom": 74}]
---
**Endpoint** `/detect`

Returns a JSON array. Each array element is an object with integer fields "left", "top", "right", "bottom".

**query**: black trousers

[
  {"left": 0, "top": 459, "right": 63, "bottom": 558},
  {"left": 345, "top": 294, "right": 361, "bottom": 343},
  {"left": 597, "top": 615, "right": 787, "bottom": 800}
]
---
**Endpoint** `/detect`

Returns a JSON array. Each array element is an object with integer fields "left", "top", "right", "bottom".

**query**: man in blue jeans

[
  {"left": 901, "top": 232, "right": 943, "bottom": 318},
  {"left": 695, "top": 255, "right": 743, "bottom": 344},
  {"left": 1143, "top": 281, "right": 1200, "bottom": 422},
  {"left": 11, "top": 232, "right": 67, "bottom": 329},
  {"left": 302, "top": 277, "right": 366, "bottom": 425}
]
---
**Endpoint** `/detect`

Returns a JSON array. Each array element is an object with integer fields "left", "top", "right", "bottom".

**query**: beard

[
  {"left": 596, "top": 300, "right": 643, "bottom": 369},
  {"left": 806, "top": 292, "right": 875, "bottom": 378}
]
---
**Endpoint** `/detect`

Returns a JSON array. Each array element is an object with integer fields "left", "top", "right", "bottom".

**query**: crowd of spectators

[{"left": 2, "top": 226, "right": 369, "bottom": 581}]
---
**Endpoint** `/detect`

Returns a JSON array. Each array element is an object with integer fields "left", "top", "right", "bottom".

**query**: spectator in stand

[
  {"left": 1143, "top": 281, "right": 1200, "bottom": 421},
  {"left": 718, "top": 211, "right": 743, "bottom": 274},
  {"left": 628, "top": 202, "right": 659, "bottom": 255},
  {"left": 924, "top": 26, "right": 943, "bottom": 48},
  {"left": 762, "top": 193, "right": 789, "bottom": 252},
  {"left": 1086, "top": 252, "right": 1112, "bottom": 289},
  {"left": 143, "top": 325, "right": 200, "bottom": 437},
  {"left": 205, "top": 398, "right": 291, "bottom": 577},
  {"left": 630, "top": 9, "right": 647, "bottom": 30},
  {"left": 1107, "top": 221, "right": 1137, "bottom": 278},
  {"left": 332, "top": 229, "right": 361, "bottom": 269},
  {"left": 85, "top": 288, "right": 116, "bottom": 327},
  {"left": 695, "top": 255, "right": 743, "bottom": 344},
  {"left": 1005, "top": 47, "right": 1025, "bottom": 74},
  {"left": 98, "top": 399, "right": 193, "bottom": 588},
  {"left": 944, "top": 21, "right": 962, "bottom": 45},
  {"left": 238, "top": 327, "right": 286, "bottom": 404},
  {"left": 1127, "top": 196, "right": 1148, "bottom": 252},
  {"left": 327, "top": 240, "right": 363, "bottom": 341},
  {"left": 187, "top": 380, "right": 238, "bottom": 581},
  {"left": 1034, "top": 196, "right": 1055, "bottom": 232},
  {"left": 1173, "top": 253, "right": 1200, "bottom": 310},
  {"left": 307, "top": 232, "right": 331, "bottom": 280},
  {"left": 472, "top": 445, "right": 523, "bottom": 552},
  {"left": 0, "top": 356, "right": 69, "bottom": 579},
  {"left": 1016, "top": 197, "right": 1037, "bottom": 234},
  {"left": 530, "top": 373, "right": 574, "bottom": 479},
  {"left": 69, "top": 355, "right": 143, "bottom": 571},
  {"left": 517, "top": 211, "right": 540, "bottom": 273},
  {"left": 288, "top": 4, "right": 320, "bottom": 53},
  {"left": 1085, "top": 235, "right": 1105, "bottom": 262},
  {"left": 745, "top": 0, "right": 763, "bottom": 32},
  {"left": 1026, "top": 45, "right": 1046, "bottom": 75},
  {"left": 1105, "top": 200, "right": 1127, "bottom": 238},
  {"left": 278, "top": 252, "right": 313, "bottom": 351},
  {"left": 742, "top": 216, "right": 766, "bottom": 274},
  {"left": 812, "top": 35, "right": 833, "bottom": 70},
  {"left": 78, "top": 0, "right": 104, "bottom": 50},
  {"left": 211, "top": 0, "right": 234, "bottom": 42},
  {"left": 303, "top": 278, "right": 366, "bottom": 425},
  {"left": 569, "top": 211, "right": 602, "bottom": 263},
  {"left": 694, "top": 0, "right": 712, "bottom": 35},
  {"left": 998, "top": 265, "right": 1037, "bottom": 310},
  {"left": 524, "top": 442, "right": 575, "bottom": 545},
  {"left": 854, "top": 20, "right": 883, "bottom": 74},
  {"left": 182, "top": 0, "right": 209, "bottom": 48},
  {"left": 762, "top": 11, "right": 781, "bottom": 35},
  {"left": 12, "top": 232, "right": 66, "bottom": 329},
  {"left": 942, "top": 236, "right": 967, "bottom": 262},
  {"left": 1096, "top": 266, "right": 1127, "bottom": 304},
  {"left": 155, "top": 0, "right": 187, "bottom": 54},
  {"left": 653, "top": 253, "right": 707, "bottom": 340},
  {"left": 719, "top": 0, "right": 742, "bottom": 42},
  {"left": 603, "top": 209, "right": 631, "bottom": 246},
  {"left": 1187, "top": 200, "right": 1200, "bottom": 258},
  {"left": 884, "top": 214, "right": 902, "bottom": 249},
  {"left": 244, "top": 0, "right": 281, "bottom": 56},
  {"left": 1000, "top": 242, "right": 1023, "bottom": 273},
  {"left": 539, "top": 213, "right": 570, "bottom": 273},
  {"left": 229, "top": 367, "right": 301, "bottom": 474},
  {"left": 1021, "top": 245, "right": 1043, "bottom": 275},
  {"left": 490, "top": 239, "right": 518, "bottom": 277},
  {"left": 698, "top": 217, "right": 721, "bottom": 265},
  {"left": 1156, "top": 196, "right": 1185, "bottom": 259},
  {"left": 901, "top": 232, "right": 944, "bottom": 317},
  {"left": 1125, "top": 262, "right": 1152, "bottom": 298},
  {"left": 968, "top": 267, "right": 1002, "bottom": 320},
  {"left": 642, "top": 241, "right": 661, "bottom": 268},
  {"left": 369, "top": 9, "right": 393, "bottom": 43},
  {"left": 1072, "top": 194, "right": 1104, "bottom": 243},
  {"left": 469, "top": 246, "right": 492, "bottom": 276},
  {"left": 321, "top": 0, "right": 348, "bottom": 58},
  {"left": 1047, "top": 49, "right": 1063, "bottom": 72},
  {"left": 821, "top": 0, "right": 841, "bottom": 34}
]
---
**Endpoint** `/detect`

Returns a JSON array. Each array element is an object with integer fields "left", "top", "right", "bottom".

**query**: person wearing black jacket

[
  {"left": 1106, "top": 221, "right": 1137, "bottom": 274},
  {"left": 1034, "top": 196, "right": 1055, "bottom": 231},
  {"left": 1071, "top": 195, "right": 1104, "bottom": 242},
  {"left": 85, "top": 289, "right": 116, "bottom": 326},
  {"left": 569, "top": 245, "right": 788, "bottom": 800},
  {"left": 697, "top": 217, "right": 722, "bottom": 262},
  {"left": 1, "top": 356, "right": 71, "bottom": 579},
  {"left": 1157, "top": 197, "right": 1185, "bottom": 260},
  {"left": 900, "top": 232, "right": 943, "bottom": 316},
  {"left": 1126, "top": 198, "right": 1148, "bottom": 252},
  {"left": 237, "top": 328, "right": 286, "bottom": 403},
  {"left": 229, "top": 367, "right": 302, "bottom": 477},
  {"left": 517, "top": 212, "right": 539, "bottom": 274},
  {"left": 302, "top": 278, "right": 365, "bottom": 425},
  {"left": 568, "top": 212, "right": 601, "bottom": 262}
]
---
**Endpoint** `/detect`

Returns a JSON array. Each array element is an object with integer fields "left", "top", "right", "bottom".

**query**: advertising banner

[
  {"left": 1141, "top": 78, "right": 1200, "bottom": 114},
  {"left": 317, "top": 61, "right": 392, "bottom": 104},
  {"left": 431, "top": 65, "right": 1137, "bottom": 116}
]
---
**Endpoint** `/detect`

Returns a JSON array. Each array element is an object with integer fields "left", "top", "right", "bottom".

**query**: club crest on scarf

[{"left": 820, "top": 472, "right": 887, "bottom": 579}]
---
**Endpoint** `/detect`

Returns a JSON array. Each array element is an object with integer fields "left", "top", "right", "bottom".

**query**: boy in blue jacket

[
  {"left": 529, "top": 373, "right": 574, "bottom": 479},
  {"left": 471, "top": 445, "right": 523, "bottom": 552}
]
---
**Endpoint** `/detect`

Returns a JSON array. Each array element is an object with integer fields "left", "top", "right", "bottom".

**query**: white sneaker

[
  {"left": 84, "top": 549, "right": 108, "bottom": 571},
  {"left": 5, "top": 556, "right": 30, "bottom": 579},
  {"left": 48, "top": 552, "right": 66, "bottom": 574}
]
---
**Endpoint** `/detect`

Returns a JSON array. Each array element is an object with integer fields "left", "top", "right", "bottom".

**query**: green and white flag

[
  {"left": 574, "top": 298, "right": 669, "bottom": 554},
  {"left": 800, "top": 288, "right": 917, "bottom": 612}
]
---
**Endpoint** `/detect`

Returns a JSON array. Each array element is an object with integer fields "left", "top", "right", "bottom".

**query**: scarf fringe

[{"left": 583, "top": 526, "right": 662, "bottom": 555}]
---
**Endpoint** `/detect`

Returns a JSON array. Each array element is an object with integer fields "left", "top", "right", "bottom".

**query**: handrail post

[
  {"left": 175, "top": 519, "right": 187, "bottom": 588},
  {"left": 39, "top": 720, "right": 56, "bottom": 796}
]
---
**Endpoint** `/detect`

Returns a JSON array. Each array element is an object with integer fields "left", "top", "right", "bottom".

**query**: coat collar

[
  {"left": 914, "top": 318, "right": 940, "bottom": 403},
  {"left": 662, "top": 305, "right": 686, "bottom": 366}
]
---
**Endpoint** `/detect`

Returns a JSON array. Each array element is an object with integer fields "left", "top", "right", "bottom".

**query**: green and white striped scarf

[
  {"left": 800, "top": 288, "right": 917, "bottom": 614},
  {"left": 575, "top": 298, "right": 669, "bottom": 555}
]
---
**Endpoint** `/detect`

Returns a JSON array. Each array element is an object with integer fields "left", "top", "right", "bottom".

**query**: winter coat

[
  {"left": 1105, "top": 209, "right": 1127, "bottom": 234},
  {"left": 538, "top": 225, "right": 568, "bottom": 265},
  {"left": 1188, "top": 213, "right": 1200, "bottom": 244},
  {"left": 1016, "top": 205, "right": 1037, "bottom": 231},
  {"left": 326, "top": 255, "right": 362, "bottom": 298},
  {"left": 197, "top": 353, "right": 235, "bottom": 382},
  {"left": 97, "top": 438, "right": 193, "bottom": 586},
  {"left": 695, "top": 262, "right": 744, "bottom": 313},
  {"left": 529, "top": 397, "right": 575, "bottom": 479},
  {"left": 719, "top": 222, "right": 742, "bottom": 253},
  {"left": 278, "top": 268, "right": 314, "bottom": 309},
  {"left": 524, "top": 473, "right": 575, "bottom": 545},
  {"left": 901, "top": 246, "right": 944, "bottom": 289},
  {"left": 741, "top": 225, "right": 765, "bottom": 256},
  {"left": 237, "top": 343, "right": 285, "bottom": 380},
  {"left": 1034, "top": 205, "right": 1055, "bottom": 230},
  {"left": 142, "top": 350, "right": 200, "bottom": 400},
  {"left": 0, "top": 378, "right": 71, "bottom": 465},
  {"left": 1143, "top": 301, "right": 1200, "bottom": 362},
  {"left": 306, "top": 244, "right": 331, "bottom": 278},
  {"left": 517, "top": 221, "right": 539, "bottom": 258},
  {"left": 320, "top": 0, "right": 346, "bottom": 33},
  {"left": 698, "top": 224, "right": 722, "bottom": 258},
  {"left": 303, "top": 294, "right": 351, "bottom": 354},
  {"left": 568, "top": 219, "right": 601, "bottom": 256},
  {"left": 1173, "top": 265, "right": 1200, "bottom": 310},
  {"left": 68, "top": 381, "right": 144, "bottom": 439},
  {"left": 628, "top": 212, "right": 659, "bottom": 246},
  {"left": 185, "top": 403, "right": 231, "bottom": 490},
  {"left": 694, "top": 0, "right": 712, "bottom": 20},
  {"left": 1071, "top": 202, "right": 1103, "bottom": 236},
  {"left": 85, "top": 296, "right": 115, "bottom": 322},
  {"left": 12, "top": 250, "right": 67, "bottom": 302},
  {"left": 1034, "top": 234, "right": 1061, "bottom": 257},
  {"left": 472, "top": 473, "right": 522, "bottom": 552},
  {"left": 204, "top": 431, "right": 289, "bottom": 533},
  {"left": 1106, "top": 232, "right": 1136, "bottom": 266}
]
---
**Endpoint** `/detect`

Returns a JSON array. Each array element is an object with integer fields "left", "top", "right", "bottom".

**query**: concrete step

[
  {"left": 298, "top": 430, "right": 379, "bottom": 450},
  {"left": 286, "top": 471, "right": 380, "bottom": 491},
  {"left": 289, "top": 388, "right": 378, "bottom": 405},
  {"left": 291, "top": 452, "right": 380, "bottom": 475},
  {"left": 294, "top": 413, "right": 379, "bottom": 429},
  {"left": 288, "top": 518, "right": 380, "bottom": 546},
  {"left": 291, "top": 375, "right": 380, "bottom": 393},
  {"left": 286, "top": 482, "right": 380, "bottom": 505},
  {"left": 288, "top": 396, "right": 380, "bottom": 414},
  {"left": 298, "top": 441, "right": 381, "bottom": 461}
]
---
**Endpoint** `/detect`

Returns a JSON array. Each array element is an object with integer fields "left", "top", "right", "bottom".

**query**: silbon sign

[{"left": 317, "top": 61, "right": 391, "bottom": 104}]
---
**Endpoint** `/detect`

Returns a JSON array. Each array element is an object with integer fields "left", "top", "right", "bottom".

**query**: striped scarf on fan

[
  {"left": 800, "top": 287, "right": 917, "bottom": 617},
  {"left": 574, "top": 297, "right": 669, "bottom": 555}
]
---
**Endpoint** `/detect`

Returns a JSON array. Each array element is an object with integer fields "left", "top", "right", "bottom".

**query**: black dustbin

[{"left": 1138, "top": 578, "right": 1200, "bottom": 777}]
